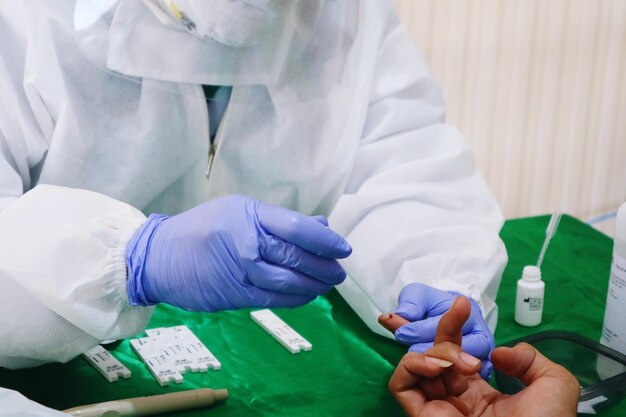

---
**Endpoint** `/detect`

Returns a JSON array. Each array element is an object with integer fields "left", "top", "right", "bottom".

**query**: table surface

[{"left": 1, "top": 214, "right": 622, "bottom": 416}]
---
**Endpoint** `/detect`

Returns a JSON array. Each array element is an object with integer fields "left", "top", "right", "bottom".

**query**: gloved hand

[
  {"left": 125, "top": 195, "right": 352, "bottom": 312},
  {"left": 392, "top": 283, "right": 495, "bottom": 380}
]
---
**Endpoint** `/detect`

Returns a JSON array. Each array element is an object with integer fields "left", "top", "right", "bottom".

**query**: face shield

[{"left": 73, "top": 0, "right": 362, "bottom": 105}]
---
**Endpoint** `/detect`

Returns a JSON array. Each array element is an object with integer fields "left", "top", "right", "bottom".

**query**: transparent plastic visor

[{"left": 73, "top": 0, "right": 362, "bottom": 104}]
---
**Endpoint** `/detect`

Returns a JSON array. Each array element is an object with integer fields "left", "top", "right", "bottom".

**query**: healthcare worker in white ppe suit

[{"left": 0, "top": 0, "right": 507, "bottom": 413}]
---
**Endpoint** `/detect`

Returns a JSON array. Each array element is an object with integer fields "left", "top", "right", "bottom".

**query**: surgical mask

[{"left": 142, "top": 0, "right": 287, "bottom": 47}]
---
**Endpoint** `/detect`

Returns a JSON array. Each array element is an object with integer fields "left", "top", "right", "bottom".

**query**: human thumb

[{"left": 491, "top": 343, "right": 576, "bottom": 388}]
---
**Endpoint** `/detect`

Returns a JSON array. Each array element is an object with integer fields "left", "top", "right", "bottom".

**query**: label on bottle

[
  {"left": 526, "top": 297, "right": 543, "bottom": 311},
  {"left": 515, "top": 281, "right": 544, "bottom": 327},
  {"left": 601, "top": 253, "right": 626, "bottom": 353}
]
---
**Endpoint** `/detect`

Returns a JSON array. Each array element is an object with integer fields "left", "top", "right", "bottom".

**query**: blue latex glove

[
  {"left": 125, "top": 195, "right": 352, "bottom": 312},
  {"left": 393, "top": 283, "right": 495, "bottom": 380}
]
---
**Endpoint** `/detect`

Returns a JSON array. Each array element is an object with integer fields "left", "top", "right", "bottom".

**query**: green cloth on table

[
  {"left": 0, "top": 294, "right": 407, "bottom": 416},
  {"left": 0, "top": 214, "right": 622, "bottom": 416}
]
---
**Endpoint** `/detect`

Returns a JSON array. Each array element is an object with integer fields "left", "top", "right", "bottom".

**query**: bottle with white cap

[{"left": 515, "top": 265, "right": 545, "bottom": 326}]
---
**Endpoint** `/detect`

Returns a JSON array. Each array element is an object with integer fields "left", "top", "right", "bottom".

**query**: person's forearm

[{"left": 0, "top": 185, "right": 152, "bottom": 366}]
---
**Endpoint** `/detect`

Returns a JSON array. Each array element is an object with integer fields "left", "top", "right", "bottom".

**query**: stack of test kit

[{"left": 130, "top": 325, "right": 222, "bottom": 386}]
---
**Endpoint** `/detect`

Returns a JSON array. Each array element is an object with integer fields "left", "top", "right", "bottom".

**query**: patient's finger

[
  {"left": 418, "top": 376, "right": 448, "bottom": 400},
  {"left": 389, "top": 352, "right": 454, "bottom": 415},
  {"left": 441, "top": 368, "right": 468, "bottom": 396},
  {"left": 434, "top": 296, "right": 471, "bottom": 346},
  {"left": 378, "top": 313, "right": 411, "bottom": 334},
  {"left": 492, "top": 343, "right": 577, "bottom": 388},
  {"left": 426, "top": 342, "right": 481, "bottom": 375},
  {"left": 389, "top": 352, "right": 452, "bottom": 392},
  {"left": 422, "top": 296, "right": 476, "bottom": 401}
]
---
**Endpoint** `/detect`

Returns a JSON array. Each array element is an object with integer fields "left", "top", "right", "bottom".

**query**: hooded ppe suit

[{"left": 0, "top": 0, "right": 507, "bottom": 413}]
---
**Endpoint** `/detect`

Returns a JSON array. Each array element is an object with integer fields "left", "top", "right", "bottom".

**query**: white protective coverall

[{"left": 0, "top": 0, "right": 507, "bottom": 413}]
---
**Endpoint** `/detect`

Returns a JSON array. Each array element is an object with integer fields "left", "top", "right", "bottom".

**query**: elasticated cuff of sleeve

[{"left": 125, "top": 213, "right": 169, "bottom": 306}]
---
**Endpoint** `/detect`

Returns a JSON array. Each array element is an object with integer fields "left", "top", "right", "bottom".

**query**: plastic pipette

[
  {"left": 338, "top": 259, "right": 386, "bottom": 313},
  {"left": 536, "top": 212, "right": 562, "bottom": 269}
]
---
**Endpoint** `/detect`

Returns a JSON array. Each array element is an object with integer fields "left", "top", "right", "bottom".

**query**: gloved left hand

[{"left": 392, "top": 283, "right": 495, "bottom": 380}]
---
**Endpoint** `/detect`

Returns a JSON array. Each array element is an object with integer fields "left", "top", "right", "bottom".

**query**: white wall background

[{"left": 394, "top": 0, "right": 626, "bottom": 234}]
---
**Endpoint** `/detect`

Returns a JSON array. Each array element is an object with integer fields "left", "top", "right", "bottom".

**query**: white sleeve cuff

[{"left": 0, "top": 185, "right": 153, "bottom": 366}]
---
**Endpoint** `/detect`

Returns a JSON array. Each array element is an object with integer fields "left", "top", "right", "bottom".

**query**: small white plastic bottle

[
  {"left": 600, "top": 202, "right": 626, "bottom": 354},
  {"left": 515, "top": 266, "right": 545, "bottom": 326}
]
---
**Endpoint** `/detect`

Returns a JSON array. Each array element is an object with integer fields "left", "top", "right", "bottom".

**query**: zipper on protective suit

[
  {"left": 205, "top": 90, "right": 231, "bottom": 179},
  {"left": 206, "top": 141, "right": 217, "bottom": 178}
]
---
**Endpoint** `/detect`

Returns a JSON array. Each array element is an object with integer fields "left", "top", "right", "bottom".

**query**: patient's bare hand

[{"left": 388, "top": 296, "right": 580, "bottom": 417}]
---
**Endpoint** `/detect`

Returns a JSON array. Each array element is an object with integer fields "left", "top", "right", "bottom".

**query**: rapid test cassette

[
  {"left": 131, "top": 325, "right": 221, "bottom": 386},
  {"left": 250, "top": 309, "right": 312, "bottom": 354},
  {"left": 81, "top": 345, "right": 131, "bottom": 382}
]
